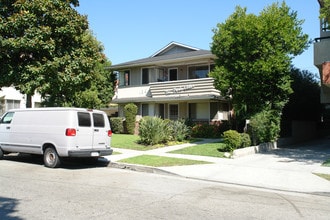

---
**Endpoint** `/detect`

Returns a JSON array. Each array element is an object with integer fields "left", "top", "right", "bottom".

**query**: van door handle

[
  {"left": 6, "top": 126, "right": 10, "bottom": 130},
  {"left": 94, "top": 129, "right": 99, "bottom": 132}
]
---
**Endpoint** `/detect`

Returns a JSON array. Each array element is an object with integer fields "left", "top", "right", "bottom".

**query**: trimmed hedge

[
  {"left": 110, "top": 117, "right": 124, "bottom": 134},
  {"left": 124, "top": 103, "right": 138, "bottom": 134},
  {"left": 222, "top": 130, "right": 251, "bottom": 152},
  {"left": 190, "top": 121, "right": 230, "bottom": 138}
]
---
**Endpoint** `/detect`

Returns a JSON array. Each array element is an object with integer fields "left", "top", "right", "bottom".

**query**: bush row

[{"left": 190, "top": 121, "right": 230, "bottom": 138}]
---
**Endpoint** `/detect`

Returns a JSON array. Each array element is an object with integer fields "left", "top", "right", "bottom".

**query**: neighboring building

[
  {"left": 110, "top": 42, "right": 230, "bottom": 123},
  {"left": 0, "top": 87, "right": 42, "bottom": 115},
  {"left": 314, "top": 2, "right": 330, "bottom": 103}
]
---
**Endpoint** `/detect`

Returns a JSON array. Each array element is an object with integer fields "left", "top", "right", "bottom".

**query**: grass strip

[
  {"left": 169, "top": 142, "right": 227, "bottom": 158},
  {"left": 314, "top": 173, "right": 330, "bottom": 181},
  {"left": 118, "top": 155, "right": 211, "bottom": 167}
]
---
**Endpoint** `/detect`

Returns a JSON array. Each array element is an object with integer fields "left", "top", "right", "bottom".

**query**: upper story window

[
  {"left": 119, "top": 70, "right": 130, "bottom": 86},
  {"left": 142, "top": 68, "right": 149, "bottom": 84},
  {"left": 188, "top": 65, "right": 215, "bottom": 79}
]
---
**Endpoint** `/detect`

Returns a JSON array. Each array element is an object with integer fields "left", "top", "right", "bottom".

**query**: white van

[{"left": 0, "top": 108, "right": 113, "bottom": 168}]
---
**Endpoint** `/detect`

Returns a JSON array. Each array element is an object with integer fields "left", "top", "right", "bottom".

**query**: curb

[{"left": 107, "top": 161, "right": 179, "bottom": 176}]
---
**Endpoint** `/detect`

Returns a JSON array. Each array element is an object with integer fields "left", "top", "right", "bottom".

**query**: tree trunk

[{"left": 26, "top": 94, "right": 32, "bottom": 108}]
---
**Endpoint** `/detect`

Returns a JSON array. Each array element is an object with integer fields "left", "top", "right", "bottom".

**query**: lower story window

[
  {"left": 169, "top": 104, "right": 178, "bottom": 120},
  {"left": 6, "top": 99, "right": 20, "bottom": 111},
  {"left": 142, "top": 104, "right": 149, "bottom": 116}
]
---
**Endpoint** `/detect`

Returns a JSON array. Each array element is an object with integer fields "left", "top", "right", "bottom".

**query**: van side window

[
  {"left": 77, "top": 112, "right": 91, "bottom": 127},
  {"left": 0, "top": 112, "right": 15, "bottom": 124},
  {"left": 93, "top": 113, "right": 105, "bottom": 127}
]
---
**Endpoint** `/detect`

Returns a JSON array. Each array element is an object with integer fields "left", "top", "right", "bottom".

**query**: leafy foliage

[
  {"left": 139, "top": 117, "right": 190, "bottom": 145},
  {"left": 191, "top": 121, "right": 230, "bottom": 138},
  {"left": 319, "top": 0, "right": 330, "bottom": 22},
  {"left": 110, "top": 117, "right": 125, "bottom": 134},
  {"left": 210, "top": 2, "right": 310, "bottom": 133},
  {"left": 222, "top": 130, "right": 242, "bottom": 152},
  {"left": 0, "top": 0, "right": 113, "bottom": 107},
  {"left": 249, "top": 109, "right": 281, "bottom": 145},
  {"left": 124, "top": 103, "right": 138, "bottom": 134},
  {"left": 139, "top": 116, "right": 168, "bottom": 145},
  {"left": 164, "top": 119, "right": 188, "bottom": 142},
  {"left": 240, "top": 133, "right": 251, "bottom": 148}
]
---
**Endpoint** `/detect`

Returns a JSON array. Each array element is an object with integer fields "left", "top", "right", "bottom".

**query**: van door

[
  {"left": 76, "top": 112, "right": 94, "bottom": 149},
  {"left": 92, "top": 113, "right": 108, "bottom": 149},
  {"left": 0, "top": 112, "right": 15, "bottom": 150}
]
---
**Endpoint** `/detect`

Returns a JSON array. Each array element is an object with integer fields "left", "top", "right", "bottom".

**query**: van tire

[
  {"left": 44, "top": 147, "right": 61, "bottom": 168},
  {"left": 0, "top": 148, "right": 3, "bottom": 159}
]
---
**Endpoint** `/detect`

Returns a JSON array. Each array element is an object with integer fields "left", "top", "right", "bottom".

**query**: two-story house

[
  {"left": 0, "top": 87, "right": 42, "bottom": 115},
  {"left": 314, "top": 1, "right": 330, "bottom": 103},
  {"left": 110, "top": 42, "right": 230, "bottom": 123}
]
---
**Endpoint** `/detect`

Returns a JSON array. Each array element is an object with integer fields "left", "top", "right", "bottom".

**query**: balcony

[{"left": 112, "top": 78, "right": 222, "bottom": 103}]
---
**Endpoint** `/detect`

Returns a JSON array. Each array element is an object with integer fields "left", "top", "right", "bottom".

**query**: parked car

[{"left": 0, "top": 107, "right": 113, "bottom": 168}]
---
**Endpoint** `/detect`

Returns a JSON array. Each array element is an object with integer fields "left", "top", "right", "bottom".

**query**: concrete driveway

[{"left": 107, "top": 138, "right": 330, "bottom": 195}]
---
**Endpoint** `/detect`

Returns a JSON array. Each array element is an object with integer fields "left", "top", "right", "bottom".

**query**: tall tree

[
  {"left": 0, "top": 0, "right": 110, "bottom": 107},
  {"left": 210, "top": 2, "right": 309, "bottom": 133},
  {"left": 319, "top": 0, "right": 330, "bottom": 19}
]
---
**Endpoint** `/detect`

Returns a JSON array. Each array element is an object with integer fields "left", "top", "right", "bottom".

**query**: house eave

[{"left": 109, "top": 53, "right": 216, "bottom": 70}]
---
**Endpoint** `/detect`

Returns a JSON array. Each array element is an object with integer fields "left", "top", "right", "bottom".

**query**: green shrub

[
  {"left": 222, "top": 130, "right": 241, "bottom": 152},
  {"left": 191, "top": 124, "right": 218, "bottom": 138},
  {"left": 110, "top": 117, "right": 124, "bottom": 134},
  {"left": 138, "top": 116, "right": 168, "bottom": 145},
  {"left": 240, "top": 133, "right": 251, "bottom": 148},
  {"left": 190, "top": 121, "right": 230, "bottom": 138},
  {"left": 167, "top": 120, "right": 190, "bottom": 142},
  {"left": 124, "top": 103, "right": 138, "bottom": 134},
  {"left": 249, "top": 109, "right": 280, "bottom": 145}
]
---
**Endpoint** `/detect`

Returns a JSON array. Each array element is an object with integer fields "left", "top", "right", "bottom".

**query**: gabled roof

[
  {"left": 151, "top": 42, "right": 200, "bottom": 57},
  {"left": 110, "top": 42, "right": 215, "bottom": 69}
]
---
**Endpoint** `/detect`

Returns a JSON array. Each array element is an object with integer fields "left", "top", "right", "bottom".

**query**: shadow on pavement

[
  {"left": 270, "top": 138, "right": 330, "bottom": 165},
  {"left": 0, "top": 196, "right": 22, "bottom": 220},
  {"left": 3, "top": 153, "right": 110, "bottom": 169}
]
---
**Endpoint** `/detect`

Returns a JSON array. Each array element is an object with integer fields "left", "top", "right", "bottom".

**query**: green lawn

[
  {"left": 111, "top": 133, "right": 196, "bottom": 151},
  {"left": 111, "top": 134, "right": 151, "bottom": 151},
  {"left": 169, "top": 142, "right": 227, "bottom": 158},
  {"left": 322, "top": 159, "right": 330, "bottom": 167},
  {"left": 111, "top": 134, "right": 224, "bottom": 167},
  {"left": 118, "top": 155, "right": 211, "bottom": 167}
]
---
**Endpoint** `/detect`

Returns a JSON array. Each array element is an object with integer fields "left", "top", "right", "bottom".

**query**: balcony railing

[{"left": 112, "top": 78, "right": 223, "bottom": 104}]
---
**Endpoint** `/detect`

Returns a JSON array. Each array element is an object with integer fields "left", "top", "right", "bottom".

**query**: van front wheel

[
  {"left": 0, "top": 148, "right": 3, "bottom": 159},
  {"left": 44, "top": 147, "right": 61, "bottom": 168}
]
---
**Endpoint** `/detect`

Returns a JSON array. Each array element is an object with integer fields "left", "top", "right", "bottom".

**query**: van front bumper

[{"left": 68, "top": 149, "right": 113, "bottom": 157}]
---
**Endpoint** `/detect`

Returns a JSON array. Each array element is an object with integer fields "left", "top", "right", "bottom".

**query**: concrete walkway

[{"left": 104, "top": 138, "right": 330, "bottom": 195}]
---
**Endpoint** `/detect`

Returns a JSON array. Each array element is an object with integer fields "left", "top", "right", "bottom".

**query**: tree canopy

[
  {"left": 319, "top": 0, "right": 330, "bottom": 20},
  {"left": 0, "top": 0, "right": 113, "bottom": 108},
  {"left": 210, "top": 2, "right": 309, "bottom": 134}
]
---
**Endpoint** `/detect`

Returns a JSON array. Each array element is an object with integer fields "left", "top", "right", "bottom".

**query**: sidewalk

[{"left": 104, "top": 138, "right": 330, "bottom": 195}]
